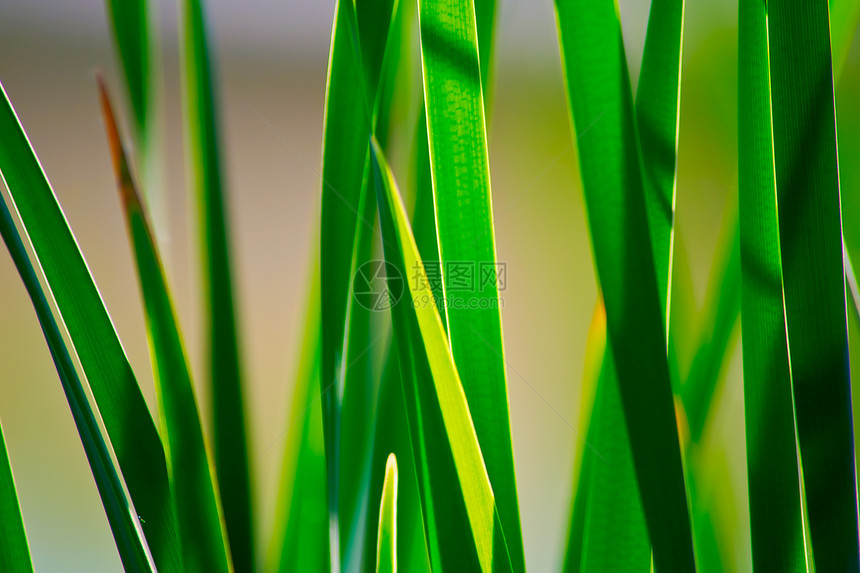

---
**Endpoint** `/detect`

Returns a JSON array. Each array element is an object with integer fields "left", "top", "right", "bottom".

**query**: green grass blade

[
  {"left": 767, "top": 1, "right": 860, "bottom": 567},
  {"left": 375, "top": 454, "right": 398, "bottom": 573},
  {"left": 560, "top": 305, "right": 604, "bottom": 573},
  {"left": 553, "top": 2, "right": 696, "bottom": 570},
  {"left": 362, "top": 345, "right": 431, "bottom": 573},
  {"left": 319, "top": 1, "right": 398, "bottom": 568},
  {"left": 179, "top": 1, "right": 253, "bottom": 569},
  {"left": 271, "top": 262, "right": 328, "bottom": 573},
  {"left": 563, "top": 1, "right": 686, "bottom": 567},
  {"left": 0, "top": 422, "right": 32, "bottom": 573},
  {"left": 830, "top": 0, "right": 860, "bottom": 84},
  {"left": 99, "top": 76, "right": 232, "bottom": 572},
  {"left": 0, "top": 81, "right": 182, "bottom": 573},
  {"left": 636, "top": 0, "right": 685, "bottom": 333},
  {"left": 682, "top": 218, "right": 741, "bottom": 441},
  {"left": 737, "top": 0, "right": 805, "bottom": 568},
  {"left": 105, "top": 0, "right": 150, "bottom": 145},
  {"left": 1, "top": 167, "right": 159, "bottom": 573},
  {"left": 416, "top": 2, "right": 524, "bottom": 570},
  {"left": 372, "top": 139, "right": 512, "bottom": 573}
]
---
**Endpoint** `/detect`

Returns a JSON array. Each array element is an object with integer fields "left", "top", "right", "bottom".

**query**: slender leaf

[
  {"left": 0, "top": 82, "right": 182, "bottom": 572},
  {"left": 1, "top": 158, "right": 158, "bottom": 573},
  {"left": 561, "top": 303, "right": 605, "bottom": 573},
  {"left": 416, "top": 2, "right": 524, "bottom": 570},
  {"left": 0, "top": 422, "right": 32, "bottom": 573},
  {"left": 319, "top": 1, "right": 398, "bottom": 568},
  {"left": 362, "top": 343, "right": 430, "bottom": 573},
  {"left": 737, "top": 0, "right": 805, "bottom": 569},
  {"left": 179, "top": 1, "right": 253, "bottom": 570},
  {"left": 636, "top": 0, "right": 685, "bottom": 334},
  {"left": 553, "top": 1, "right": 696, "bottom": 570},
  {"left": 271, "top": 262, "right": 328, "bottom": 573},
  {"left": 830, "top": 0, "right": 860, "bottom": 84},
  {"left": 99, "top": 76, "right": 232, "bottom": 572},
  {"left": 375, "top": 454, "right": 398, "bottom": 573},
  {"left": 683, "top": 217, "right": 741, "bottom": 441},
  {"left": 372, "top": 139, "right": 512, "bottom": 573},
  {"left": 105, "top": 0, "right": 150, "bottom": 145},
  {"left": 767, "top": 0, "right": 860, "bottom": 567}
]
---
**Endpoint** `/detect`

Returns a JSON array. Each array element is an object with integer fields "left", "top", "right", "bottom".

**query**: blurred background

[{"left": 1, "top": 0, "right": 859, "bottom": 571}]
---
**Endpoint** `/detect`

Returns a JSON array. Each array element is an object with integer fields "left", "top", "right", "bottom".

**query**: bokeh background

[{"left": 2, "top": 1, "right": 860, "bottom": 571}]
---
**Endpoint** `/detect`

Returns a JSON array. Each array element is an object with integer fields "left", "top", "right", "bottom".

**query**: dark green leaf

[
  {"left": 179, "top": 1, "right": 254, "bottom": 569},
  {"left": 0, "top": 422, "right": 32, "bottom": 573},
  {"left": 768, "top": 0, "right": 860, "bottom": 567},
  {"left": 553, "top": 1, "right": 696, "bottom": 570},
  {"left": 99, "top": 76, "right": 232, "bottom": 572},
  {"left": 416, "top": 2, "right": 524, "bottom": 569},
  {"left": 737, "top": 0, "right": 805, "bottom": 568},
  {"left": 0, "top": 81, "right": 182, "bottom": 573}
]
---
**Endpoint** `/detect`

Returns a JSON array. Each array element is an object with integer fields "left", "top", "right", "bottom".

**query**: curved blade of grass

[
  {"left": 372, "top": 139, "right": 512, "bottom": 573},
  {"left": 0, "top": 422, "right": 32, "bottom": 573},
  {"left": 270, "top": 260, "right": 328, "bottom": 573},
  {"left": 375, "top": 454, "right": 398, "bottom": 573},
  {"left": 553, "top": 2, "right": 696, "bottom": 571},
  {"left": 2, "top": 173, "right": 160, "bottom": 573},
  {"left": 767, "top": 1, "right": 860, "bottom": 567},
  {"left": 416, "top": 2, "right": 524, "bottom": 570},
  {"left": 0, "top": 82, "right": 182, "bottom": 572},
  {"left": 737, "top": 0, "right": 805, "bottom": 569},
  {"left": 98, "top": 75, "right": 232, "bottom": 572},
  {"left": 179, "top": 2, "right": 253, "bottom": 569}
]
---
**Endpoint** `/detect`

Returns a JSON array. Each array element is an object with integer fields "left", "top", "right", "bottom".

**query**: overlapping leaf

[
  {"left": 553, "top": 1, "right": 695, "bottom": 570},
  {"left": 416, "top": 2, "right": 524, "bottom": 569},
  {"left": 180, "top": 2, "right": 253, "bottom": 568},
  {"left": 0, "top": 82, "right": 182, "bottom": 572},
  {"left": 767, "top": 0, "right": 860, "bottom": 567},
  {"left": 99, "top": 76, "right": 232, "bottom": 573},
  {"left": 372, "top": 139, "right": 512, "bottom": 573}
]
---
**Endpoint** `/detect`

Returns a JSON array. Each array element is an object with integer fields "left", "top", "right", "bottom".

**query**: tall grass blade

[
  {"left": 105, "top": 0, "right": 150, "bottom": 148},
  {"left": 553, "top": 1, "right": 696, "bottom": 570},
  {"left": 416, "top": 2, "right": 524, "bottom": 569},
  {"left": 737, "top": 0, "right": 805, "bottom": 568},
  {"left": 372, "top": 139, "right": 512, "bottom": 573},
  {"left": 636, "top": 0, "right": 685, "bottom": 333},
  {"left": 271, "top": 262, "right": 328, "bottom": 573},
  {"left": 105, "top": 0, "right": 168, "bottom": 244},
  {"left": 0, "top": 82, "right": 182, "bottom": 572},
  {"left": 830, "top": 0, "right": 860, "bottom": 83},
  {"left": 682, "top": 219, "right": 741, "bottom": 440},
  {"left": 375, "top": 454, "right": 398, "bottom": 573},
  {"left": 767, "top": 0, "right": 860, "bottom": 567},
  {"left": 362, "top": 345, "right": 430, "bottom": 573},
  {"left": 179, "top": 1, "right": 253, "bottom": 569},
  {"left": 319, "top": 1, "right": 398, "bottom": 568},
  {"left": 0, "top": 422, "right": 32, "bottom": 573},
  {"left": 1, "top": 167, "right": 159, "bottom": 573},
  {"left": 563, "top": 0, "right": 686, "bottom": 568},
  {"left": 99, "top": 76, "right": 232, "bottom": 572}
]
